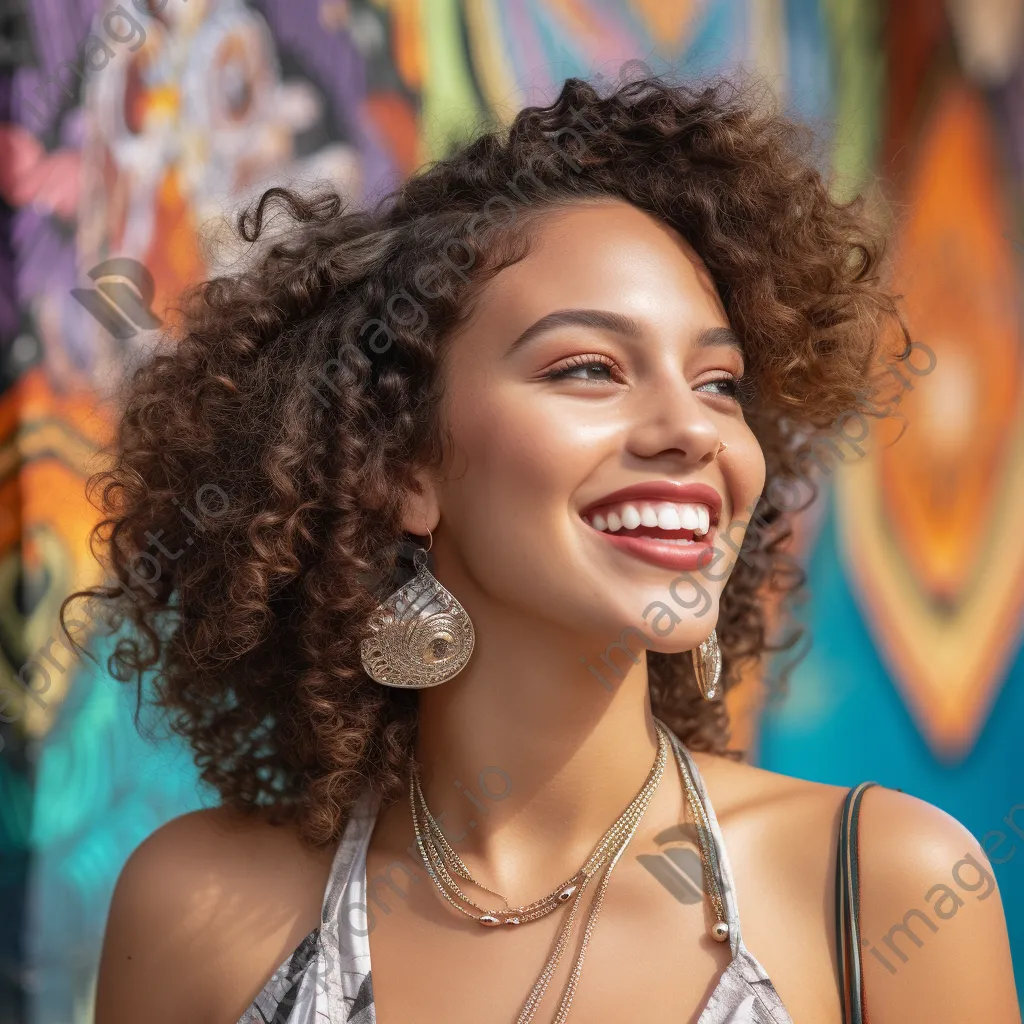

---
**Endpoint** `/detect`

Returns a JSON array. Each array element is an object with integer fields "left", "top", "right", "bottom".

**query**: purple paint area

[
  {"left": 0, "top": 77, "right": 16, "bottom": 341},
  {"left": 12, "top": 0, "right": 98, "bottom": 134},
  {"left": 999, "top": 63, "right": 1024, "bottom": 184},
  {"left": 13, "top": 207, "right": 77, "bottom": 301},
  {"left": 0, "top": 228, "right": 16, "bottom": 343},
  {"left": 254, "top": 0, "right": 396, "bottom": 201}
]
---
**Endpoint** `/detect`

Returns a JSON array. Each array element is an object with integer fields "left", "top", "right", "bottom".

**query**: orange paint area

[{"left": 837, "top": 79, "right": 1024, "bottom": 758}]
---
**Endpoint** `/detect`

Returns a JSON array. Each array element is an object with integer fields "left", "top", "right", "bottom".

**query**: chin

[{"left": 593, "top": 585, "right": 721, "bottom": 656}]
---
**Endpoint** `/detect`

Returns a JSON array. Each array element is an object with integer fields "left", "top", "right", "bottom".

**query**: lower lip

[{"left": 585, "top": 525, "right": 717, "bottom": 571}]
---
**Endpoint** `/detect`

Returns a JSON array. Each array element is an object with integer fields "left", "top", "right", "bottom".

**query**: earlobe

[{"left": 400, "top": 469, "right": 441, "bottom": 537}]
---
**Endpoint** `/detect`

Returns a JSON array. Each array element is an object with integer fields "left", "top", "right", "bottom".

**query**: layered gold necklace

[{"left": 409, "top": 720, "right": 675, "bottom": 1023}]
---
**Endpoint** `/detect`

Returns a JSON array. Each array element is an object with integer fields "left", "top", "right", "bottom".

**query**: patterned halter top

[{"left": 237, "top": 729, "right": 796, "bottom": 1024}]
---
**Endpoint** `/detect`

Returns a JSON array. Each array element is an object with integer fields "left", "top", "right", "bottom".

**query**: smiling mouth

[
  {"left": 582, "top": 500, "right": 715, "bottom": 540},
  {"left": 579, "top": 499, "right": 719, "bottom": 569}
]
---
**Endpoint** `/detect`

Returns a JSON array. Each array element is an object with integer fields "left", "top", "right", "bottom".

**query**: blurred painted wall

[{"left": 0, "top": 0, "right": 1021, "bottom": 1020}]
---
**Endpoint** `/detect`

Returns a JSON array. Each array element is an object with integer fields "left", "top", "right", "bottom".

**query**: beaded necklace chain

[
  {"left": 408, "top": 721, "right": 732, "bottom": 1021},
  {"left": 409, "top": 722, "right": 672, "bottom": 1022}
]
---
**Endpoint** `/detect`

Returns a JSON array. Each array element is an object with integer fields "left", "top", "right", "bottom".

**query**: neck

[{"left": 412, "top": 601, "right": 665, "bottom": 898}]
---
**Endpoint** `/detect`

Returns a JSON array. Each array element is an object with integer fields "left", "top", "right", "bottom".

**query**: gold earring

[
  {"left": 359, "top": 529, "right": 475, "bottom": 688},
  {"left": 692, "top": 629, "right": 723, "bottom": 700}
]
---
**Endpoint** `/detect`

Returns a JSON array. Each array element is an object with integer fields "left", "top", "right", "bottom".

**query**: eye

[
  {"left": 543, "top": 354, "right": 621, "bottom": 383},
  {"left": 696, "top": 375, "right": 752, "bottom": 404}
]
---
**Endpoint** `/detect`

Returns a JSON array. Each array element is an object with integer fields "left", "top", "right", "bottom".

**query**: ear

[{"left": 399, "top": 466, "right": 441, "bottom": 538}]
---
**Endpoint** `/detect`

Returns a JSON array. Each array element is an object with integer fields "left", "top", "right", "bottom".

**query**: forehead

[{"left": 462, "top": 199, "right": 730, "bottom": 335}]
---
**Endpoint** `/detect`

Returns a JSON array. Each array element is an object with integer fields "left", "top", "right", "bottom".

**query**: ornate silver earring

[
  {"left": 359, "top": 531, "right": 475, "bottom": 688},
  {"left": 692, "top": 629, "right": 723, "bottom": 701}
]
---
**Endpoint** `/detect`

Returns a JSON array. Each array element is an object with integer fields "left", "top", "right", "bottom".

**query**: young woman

[{"left": 76, "top": 75, "right": 1019, "bottom": 1023}]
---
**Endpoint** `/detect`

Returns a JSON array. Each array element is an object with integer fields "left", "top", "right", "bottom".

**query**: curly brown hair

[{"left": 62, "top": 72, "right": 908, "bottom": 845}]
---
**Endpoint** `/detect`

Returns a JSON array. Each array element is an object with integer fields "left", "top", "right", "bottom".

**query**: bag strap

[{"left": 835, "top": 781, "right": 880, "bottom": 1024}]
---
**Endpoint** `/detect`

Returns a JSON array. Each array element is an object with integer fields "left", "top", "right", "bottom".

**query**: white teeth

[
  {"left": 584, "top": 500, "right": 714, "bottom": 535},
  {"left": 679, "top": 505, "right": 700, "bottom": 530},
  {"left": 621, "top": 504, "right": 642, "bottom": 530},
  {"left": 657, "top": 505, "right": 682, "bottom": 530}
]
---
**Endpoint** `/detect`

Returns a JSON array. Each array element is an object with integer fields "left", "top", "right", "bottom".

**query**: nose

[{"left": 624, "top": 375, "right": 721, "bottom": 466}]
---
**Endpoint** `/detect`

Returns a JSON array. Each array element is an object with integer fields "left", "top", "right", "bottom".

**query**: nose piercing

[{"left": 716, "top": 442, "right": 728, "bottom": 456}]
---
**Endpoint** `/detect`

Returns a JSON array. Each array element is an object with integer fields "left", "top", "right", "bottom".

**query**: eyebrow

[{"left": 505, "top": 307, "right": 744, "bottom": 357}]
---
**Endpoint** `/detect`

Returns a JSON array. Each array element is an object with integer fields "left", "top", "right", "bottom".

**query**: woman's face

[{"left": 414, "top": 199, "right": 766, "bottom": 653}]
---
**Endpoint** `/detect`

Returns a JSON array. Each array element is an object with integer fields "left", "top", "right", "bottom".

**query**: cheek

[
  {"left": 439, "top": 384, "right": 586, "bottom": 531},
  {"left": 733, "top": 432, "right": 767, "bottom": 506},
  {"left": 435, "top": 384, "right": 611, "bottom": 622},
  {"left": 721, "top": 429, "right": 767, "bottom": 538}
]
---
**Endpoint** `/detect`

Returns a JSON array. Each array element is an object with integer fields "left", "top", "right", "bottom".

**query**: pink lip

[
  {"left": 579, "top": 480, "right": 723, "bottom": 573},
  {"left": 592, "top": 531, "right": 717, "bottom": 571}
]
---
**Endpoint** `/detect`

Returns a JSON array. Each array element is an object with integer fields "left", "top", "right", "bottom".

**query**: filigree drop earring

[
  {"left": 693, "top": 440, "right": 727, "bottom": 700},
  {"left": 692, "top": 629, "right": 723, "bottom": 701},
  {"left": 359, "top": 529, "right": 475, "bottom": 688}
]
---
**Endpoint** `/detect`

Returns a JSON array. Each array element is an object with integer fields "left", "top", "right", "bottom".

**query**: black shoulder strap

[{"left": 836, "top": 781, "right": 880, "bottom": 1024}]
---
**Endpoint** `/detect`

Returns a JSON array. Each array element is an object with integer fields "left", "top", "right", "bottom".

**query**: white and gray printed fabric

[{"left": 238, "top": 728, "right": 795, "bottom": 1024}]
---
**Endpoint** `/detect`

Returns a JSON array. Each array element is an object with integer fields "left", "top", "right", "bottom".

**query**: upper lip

[{"left": 580, "top": 481, "right": 723, "bottom": 525}]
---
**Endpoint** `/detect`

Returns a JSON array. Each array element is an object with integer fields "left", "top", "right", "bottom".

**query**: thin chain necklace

[{"left": 409, "top": 721, "right": 671, "bottom": 1022}]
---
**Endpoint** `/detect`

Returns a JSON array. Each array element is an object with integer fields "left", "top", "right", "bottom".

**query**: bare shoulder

[
  {"left": 688, "top": 748, "right": 850, "bottom": 839},
  {"left": 685, "top": 752, "right": 851, "bottom": 952},
  {"left": 95, "top": 804, "right": 337, "bottom": 1024},
  {"left": 853, "top": 786, "right": 1020, "bottom": 1022},
  {"left": 689, "top": 754, "right": 1020, "bottom": 1023}
]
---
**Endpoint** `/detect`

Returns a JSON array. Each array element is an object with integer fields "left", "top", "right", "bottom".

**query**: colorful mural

[{"left": 0, "top": 1, "right": 1020, "bottom": 1020}]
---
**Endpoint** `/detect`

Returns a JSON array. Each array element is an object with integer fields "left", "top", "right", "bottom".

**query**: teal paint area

[
  {"left": 26, "top": 629, "right": 206, "bottom": 1023},
  {"left": 757, "top": 490, "right": 1024, "bottom": 1007}
]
